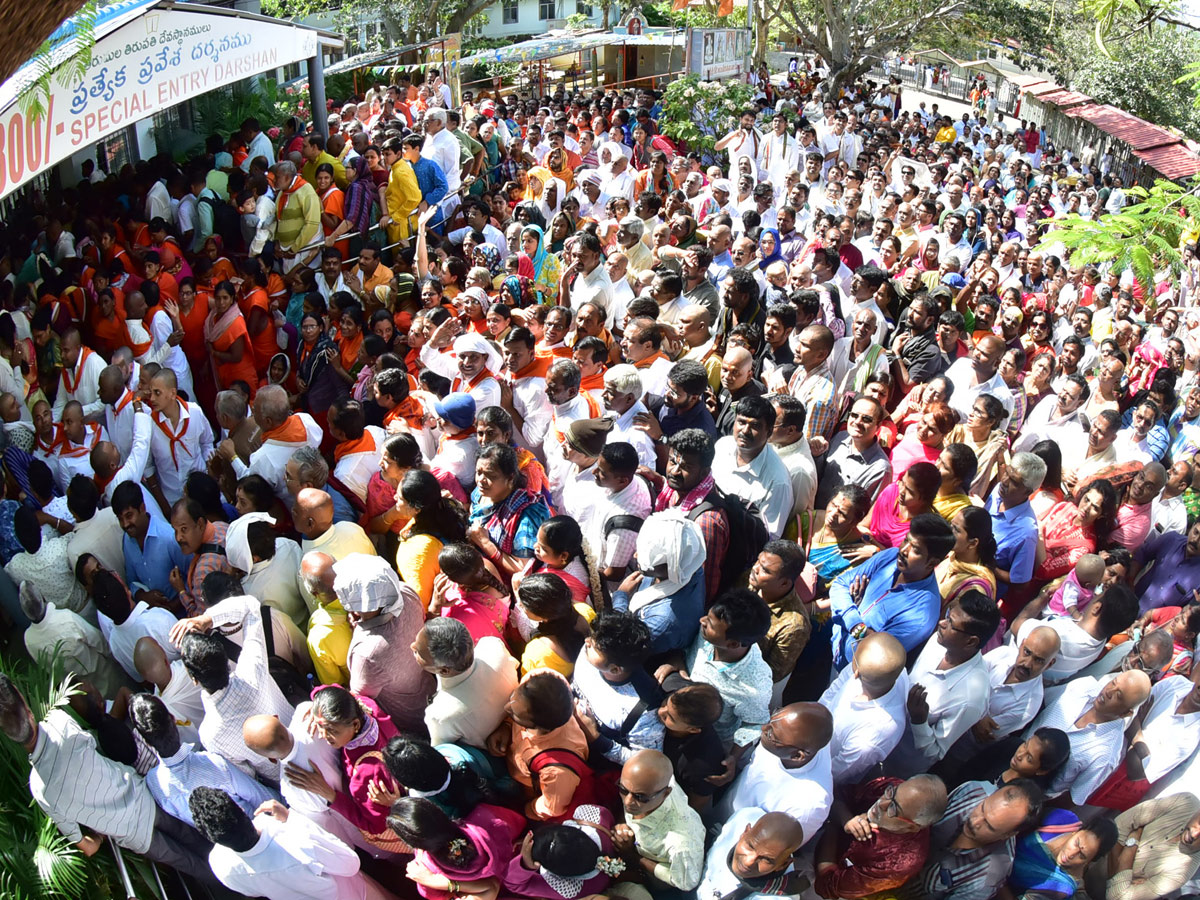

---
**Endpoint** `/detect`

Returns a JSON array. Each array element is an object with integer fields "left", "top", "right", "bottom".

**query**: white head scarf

[
  {"left": 452, "top": 332, "right": 503, "bottom": 377},
  {"left": 333, "top": 554, "right": 408, "bottom": 616},
  {"left": 628, "top": 511, "right": 706, "bottom": 613},
  {"left": 224, "top": 512, "right": 277, "bottom": 575}
]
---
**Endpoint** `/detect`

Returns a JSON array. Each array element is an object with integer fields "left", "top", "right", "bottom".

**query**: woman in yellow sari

[{"left": 936, "top": 506, "right": 998, "bottom": 610}]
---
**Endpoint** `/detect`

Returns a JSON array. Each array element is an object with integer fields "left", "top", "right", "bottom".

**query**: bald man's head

[
  {"left": 242, "top": 714, "right": 294, "bottom": 761},
  {"left": 619, "top": 749, "right": 674, "bottom": 817},
  {"left": 852, "top": 631, "right": 907, "bottom": 698},
  {"left": 300, "top": 550, "right": 337, "bottom": 602},
  {"left": 1096, "top": 669, "right": 1152, "bottom": 718},
  {"left": 761, "top": 702, "right": 833, "bottom": 766},
  {"left": 133, "top": 636, "right": 172, "bottom": 689},
  {"left": 98, "top": 364, "right": 126, "bottom": 406},
  {"left": 292, "top": 487, "right": 333, "bottom": 540},
  {"left": 731, "top": 811, "right": 806, "bottom": 879},
  {"left": 1007, "top": 625, "right": 1060, "bottom": 683}
]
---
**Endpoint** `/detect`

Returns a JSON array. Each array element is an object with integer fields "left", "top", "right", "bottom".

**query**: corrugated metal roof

[
  {"left": 1063, "top": 103, "right": 1177, "bottom": 150},
  {"left": 1028, "top": 81, "right": 1065, "bottom": 97},
  {"left": 1008, "top": 73, "right": 1052, "bottom": 90},
  {"left": 1134, "top": 144, "right": 1200, "bottom": 180},
  {"left": 1038, "top": 89, "right": 1091, "bottom": 108}
]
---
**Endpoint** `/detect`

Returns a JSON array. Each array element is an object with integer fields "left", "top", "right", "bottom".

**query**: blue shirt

[
  {"left": 411, "top": 156, "right": 449, "bottom": 227},
  {"left": 660, "top": 399, "right": 718, "bottom": 438},
  {"left": 612, "top": 567, "right": 705, "bottom": 654},
  {"left": 1120, "top": 408, "right": 1169, "bottom": 461},
  {"left": 1134, "top": 530, "right": 1200, "bottom": 613},
  {"left": 828, "top": 548, "right": 941, "bottom": 668},
  {"left": 986, "top": 495, "right": 1038, "bottom": 594},
  {"left": 146, "top": 743, "right": 279, "bottom": 827},
  {"left": 123, "top": 515, "right": 191, "bottom": 598},
  {"left": 325, "top": 485, "right": 358, "bottom": 526}
]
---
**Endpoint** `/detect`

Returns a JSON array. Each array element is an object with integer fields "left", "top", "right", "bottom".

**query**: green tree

[
  {"left": 263, "top": 0, "right": 496, "bottom": 46},
  {"left": 763, "top": 0, "right": 1056, "bottom": 93},
  {"left": 1062, "top": 26, "right": 1200, "bottom": 139}
]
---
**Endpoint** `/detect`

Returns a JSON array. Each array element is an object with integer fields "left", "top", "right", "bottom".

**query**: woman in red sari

[
  {"left": 205, "top": 280, "right": 259, "bottom": 394},
  {"left": 177, "top": 276, "right": 215, "bottom": 409},
  {"left": 237, "top": 259, "right": 279, "bottom": 378},
  {"left": 1034, "top": 479, "right": 1118, "bottom": 582}
]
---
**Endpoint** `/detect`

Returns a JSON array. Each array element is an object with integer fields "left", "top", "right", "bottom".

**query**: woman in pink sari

[
  {"left": 431, "top": 541, "right": 512, "bottom": 643},
  {"left": 867, "top": 461, "right": 941, "bottom": 550},
  {"left": 1034, "top": 479, "right": 1118, "bottom": 582},
  {"left": 389, "top": 796, "right": 524, "bottom": 900}
]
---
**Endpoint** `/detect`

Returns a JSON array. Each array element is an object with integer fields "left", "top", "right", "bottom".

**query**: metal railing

[{"left": 867, "top": 63, "right": 1024, "bottom": 117}]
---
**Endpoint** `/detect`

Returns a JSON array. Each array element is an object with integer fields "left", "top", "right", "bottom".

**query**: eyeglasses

[
  {"left": 871, "top": 783, "right": 919, "bottom": 826},
  {"left": 616, "top": 783, "right": 668, "bottom": 804}
]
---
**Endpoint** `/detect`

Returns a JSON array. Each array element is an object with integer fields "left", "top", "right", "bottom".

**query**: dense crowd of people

[{"left": 3, "top": 55, "right": 1200, "bottom": 900}]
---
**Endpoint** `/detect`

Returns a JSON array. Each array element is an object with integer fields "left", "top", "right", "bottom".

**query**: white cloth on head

[
  {"left": 225, "top": 512, "right": 277, "bottom": 575},
  {"left": 452, "top": 332, "right": 503, "bottom": 376},
  {"left": 333, "top": 553, "right": 404, "bottom": 614},
  {"left": 628, "top": 511, "right": 706, "bottom": 614}
]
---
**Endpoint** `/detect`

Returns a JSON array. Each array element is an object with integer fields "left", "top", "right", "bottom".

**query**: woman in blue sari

[
  {"left": 467, "top": 442, "right": 551, "bottom": 578},
  {"left": 519, "top": 223, "right": 562, "bottom": 304},
  {"left": 1008, "top": 811, "right": 1117, "bottom": 900}
]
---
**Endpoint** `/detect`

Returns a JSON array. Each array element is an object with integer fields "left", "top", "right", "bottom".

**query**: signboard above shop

[{"left": 0, "top": 2, "right": 340, "bottom": 200}]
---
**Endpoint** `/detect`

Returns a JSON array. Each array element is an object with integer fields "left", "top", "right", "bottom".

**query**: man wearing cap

[
  {"left": 431, "top": 392, "right": 479, "bottom": 490},
  {"left": 420, "top": 330, "right": 502, "bottom": 413},
  {"left": 558, "top": 417, "right": 612, "bottom": 535},
  {"left": 335, "top": 553, "right": 431, "bottom": 733},
  {"left": 573, "top": 171, "right": 609, "bottom": 221}
]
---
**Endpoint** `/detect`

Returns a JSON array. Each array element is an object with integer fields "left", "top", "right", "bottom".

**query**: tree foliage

[
  {"left": 763, "top": 0, "right": 1056, "bottom": 92},
  {"left": 658, "top": 75, "right": 755, "bottom": 156},
  {"left": 1062, "top": 26, "right": 1200, "bottom": 140},
  {"left": 19, "top": 0, "right": 97, "bottom": 120},
  {"left": 1041, "top": 180, "right": 1200, "bottom": 290},
  {"left": 263, "top": 0, "right": 495, "bottom": 47}
]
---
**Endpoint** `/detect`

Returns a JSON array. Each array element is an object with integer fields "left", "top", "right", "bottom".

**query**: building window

[
  {"left": 503, "top": 0, "right": 519, "bottom": 22},
  {"left": 576, "top": 0, "right": 592, "bottom": 14},
  {"left": 539, "top": 0, "right": 557, "bottom": 19}
]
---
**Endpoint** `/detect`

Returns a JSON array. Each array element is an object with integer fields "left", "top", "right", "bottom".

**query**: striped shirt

[
  {"left": 1025, "top": 676, "right": 1126, "bottom": 804},
  {"left": 147, "top": 742, "right": 279, "bottom": 827},
  {"left": 903, "top": 780, "right": 1014, "bottom": 900},
  {"left": 200, "top": 595, "right": 295, "bottom": 782},
  {"left": 29, "top": 709, "right": 157, "bottom": 853}
]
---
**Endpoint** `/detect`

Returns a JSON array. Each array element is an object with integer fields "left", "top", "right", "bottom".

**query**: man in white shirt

[
  {"left": 420, "top": 108, "right": 461, "bottom": 221},
  {"left": 412, "top": 618, "right": 519, "bottom": 748},
  {"left": 497, "top": 329, "right": 554, "bottom": 454},
  {"left": 619, "top": 319, "right": 674, "bottom": 400},
  {"left": 944, "top": 334, "right": 1014, "bottom": 428},
  {"left": 146, "top": 368, "right": 214, "bottom": 505},
  {"left": 1013, "top": 582, "right": 1139, "bottom": 685},
  {"left": 91, "top": 568, "right": 181, "bottom": 681},
  {"left": 225, "top": 386, "right": 323, "bottom": 505},
  {"left": 602, "top": 365, "right": 658, "bottom": 471},
  {"left": 99, "top": 364, "right": 140, "bottom": 461},
  {"left": 758, "top": 113, "right": 801, "bottom": 194},
  {"left": 560, "top": 232, "right": 613, "bottom": 313},
  {"left": 819, "top": 631, "right": 909, "bottom": 785},
  {"left": 326, "top": 399, "right": 384, "bottom": 504},
  {"left": 1025, "top": 669, "right": 1151, "bottom": 805},
  {"left": 886, "top": 594, "right": 997, "bottom": 776},
  {"left": 52, "top": 328, "right": 106, "bottom": 421},
  {"left": 697, "top": 808, "right": 807, "bottom": 900},
  {"left": 767, "top": 395, "right": 818, "bottom": 522},
  {"left": 717, "top": 703, "right": 833, "bottom": 843},
  {"left": 191, "top": 788, "right": 387, "bottom": 900},
  {"left": 714, "top": 110, "right": 763, "bottom": 176},
  {"left": 712, "top": 396, "right": 794, "bottom": 540},
  {"left": 591, "top": 442, "right": 654, "bottom": 586}
]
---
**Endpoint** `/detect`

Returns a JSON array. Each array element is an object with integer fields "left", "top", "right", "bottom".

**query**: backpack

[
  {"left": 199, "top": 194, "right": 244, "bottom": 254},
  {"left": 689, "top": 488, "right": 770, "bottom": 591},
  {"left": 528, "top": 748, "right": 616, "bottom": 820},
  {"left": 213, "top": 605, "right": 312, "bottom": 706}
]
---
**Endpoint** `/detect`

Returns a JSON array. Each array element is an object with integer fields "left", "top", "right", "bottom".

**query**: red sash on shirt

[
  {"left": 152, "top": 401, "right": 190, "bottom": 467},
  {"left": 62, "top": 347, "right": 94, "bottom": 394}
]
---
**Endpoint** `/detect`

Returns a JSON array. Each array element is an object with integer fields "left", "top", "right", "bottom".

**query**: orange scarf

[
  {"left": 333, "top": 430, "right": 377, "bottom": 463},
  {"left": 580, "top": 369, "right": 607, "bottom": 393},
  {"left": 35, "top": 424, "right": 64, "bottom": 456},
  {"left": 550, "top": 392, "right": 603, "bottom": 446},
  {"left": 277, "top": 174, "right": 311, "bottom": 214},
  {"left": 512, "top": 356, "right": 553, "bottom": 381},
  {"left": 384, "top": 396, "right": 426, "bottom": 430},
  {"left": 58, "top": 423, "right": 102, "bottom": 459},
  {"left": 62, "top": 347, "right": 94, "bottom": 394},
  {"left": 340, "top": 332, "right": 363, "bottom": 373},
  {"left": 263, "top": 414, "right": 309, "bottom": 444},
  {"left": 112, "top": 390, "right": 136, "bottom": 417},
  {"left": 451, "top": 368, "right": 494, "bottom": 394},
  {"left": 125, "top": 319, "right": 153, "bottom": 359},
  {"left": 633, "top": 350, "right": 666, "bottom": 370},
  {"left": 152, "top": 401, "right": 190, "bottom": 467}
]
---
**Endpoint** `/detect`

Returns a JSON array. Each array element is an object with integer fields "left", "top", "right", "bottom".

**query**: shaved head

[
  {"left": 133, "top": 636, "right": 171, "bottom": 688},
  {"left": 731, "top": 811, "right": 806, "bottom": 879},
  {"left": 619, "top": 749, "right": 675, "bottom": 817},
  {"left": 292, "top": 487, "right": 333, "bottom": 539},
  {"left": 853, "top": 632, "right": 907, "bottom": 698},
  {"left": 761, "top": 702, "right": 834, "bottom": 765},
  {"left": 242, "top": 714, "right": 294, "bottom": 761},
  {"left": 300, "top": 550, "right": 337, "bottom": 601},
  {"left": 724, "top": 346, "right": 753, "bottom": 370}
]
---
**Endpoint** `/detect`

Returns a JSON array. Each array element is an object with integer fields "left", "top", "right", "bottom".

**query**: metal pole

[{"left": 308, "top": 50, "right": 329, "bottom": 141}]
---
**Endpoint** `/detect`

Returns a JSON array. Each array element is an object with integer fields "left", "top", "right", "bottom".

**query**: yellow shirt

[
  {"left": 307, "top": 599, "right": 352, "bottom": 686},
  {"left": 519, "top": 603, "right": 597, "bottom": 678},
  {"left": 396, "top": 533, "right": 443, "bottom": 611},
  {"left": 384, "top": 159, "right": 422, "bottom": 241}
]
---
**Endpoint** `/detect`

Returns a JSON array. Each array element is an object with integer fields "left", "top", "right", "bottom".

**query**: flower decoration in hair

[
  {"left": 595, "top": 856, "right": 626, "bottom": 877},
  {"left": 447, "top": 837, "right": 469, "bottom": 861}
]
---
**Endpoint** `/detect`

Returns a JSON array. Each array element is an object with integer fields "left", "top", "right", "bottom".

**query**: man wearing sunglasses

[
  {"left": 814, "top": 773, "right": 948, "bottom": 899},
  {"left": 610, "top": 749, "right": 704, "bottom": 892}
]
